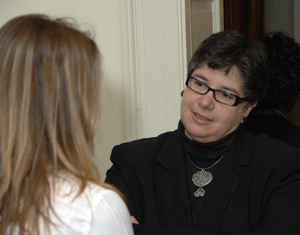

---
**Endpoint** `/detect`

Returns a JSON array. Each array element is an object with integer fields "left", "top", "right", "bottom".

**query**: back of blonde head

[{"left": 0, "top": 14, "right": 103, "bottom": 234}]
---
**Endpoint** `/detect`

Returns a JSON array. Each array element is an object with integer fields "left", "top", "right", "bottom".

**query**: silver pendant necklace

[{"left": 186, "top": 154, "right": 224, "bottom": 197}]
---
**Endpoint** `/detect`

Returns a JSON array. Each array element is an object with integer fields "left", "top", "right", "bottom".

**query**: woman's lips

[{"left": 195, "top": 113, "right": 210, "bottom": 121}]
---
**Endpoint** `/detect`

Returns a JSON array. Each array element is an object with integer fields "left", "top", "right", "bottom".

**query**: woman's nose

[{"left": 198, "top": 90, "right": 215, "bottom": 109}]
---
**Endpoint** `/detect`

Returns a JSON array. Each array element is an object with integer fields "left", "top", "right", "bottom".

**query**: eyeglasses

[{"left": 185, "top": 76, "right": 248, "bottom": 106}]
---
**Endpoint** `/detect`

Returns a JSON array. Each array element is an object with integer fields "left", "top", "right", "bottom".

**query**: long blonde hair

[{"left": 0, "top": 14, "right": 106, "bottom": 234}]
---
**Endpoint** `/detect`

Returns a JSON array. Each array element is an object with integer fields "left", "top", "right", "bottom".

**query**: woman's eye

[
  {"left": 222, "top": 92, "right": 233, "bottom": 99},
  {"left": 195, "top": 81, "right": 204, "bottom": 87}
]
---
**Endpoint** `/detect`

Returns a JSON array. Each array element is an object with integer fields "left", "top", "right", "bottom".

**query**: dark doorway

[
  {"left": 223, "top": 0, "right": 300, "bottom": 128},
  {"left": 224, "top": 0, "right": 264, "bottom": 38}
]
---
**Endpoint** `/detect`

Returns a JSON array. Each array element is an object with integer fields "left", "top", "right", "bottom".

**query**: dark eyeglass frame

[{"left": 185, "top": 76, "right": 249, "bottom": 106}]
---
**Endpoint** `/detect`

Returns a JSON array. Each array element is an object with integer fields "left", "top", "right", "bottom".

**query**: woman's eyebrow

[
  {"left": 221, "top": 85, "right": 239, "bottom": 95},
  {"left": 192, "top": 74, "right": 208, "bottom": 82},
  {"left": 193, "top": 74, "right": 240, "bottom": 95}
]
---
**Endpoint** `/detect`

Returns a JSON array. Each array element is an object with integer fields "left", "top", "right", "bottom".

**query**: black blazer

[{"left": 105, "top": 128, "right": 300, "bottom": 235}]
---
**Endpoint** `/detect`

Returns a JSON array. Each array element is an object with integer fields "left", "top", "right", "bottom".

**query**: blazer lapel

[
  {"left": 155, "top": 131, "right": 193, "bottom": 227},
  {"left": 195, "top": 129, "right": 251, "bottom": 232}
]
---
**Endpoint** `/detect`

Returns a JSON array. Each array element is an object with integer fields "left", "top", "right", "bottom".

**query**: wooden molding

[{"left": 120, "top": 0, "right": 187, "bottom": 140}]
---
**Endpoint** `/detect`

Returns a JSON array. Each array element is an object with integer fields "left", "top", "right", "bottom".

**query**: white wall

[{"left": 0, "top": 0, "right": 125, "bottom": 180}]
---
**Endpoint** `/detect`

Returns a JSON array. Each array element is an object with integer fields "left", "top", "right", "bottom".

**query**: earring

[
  {"left": 181, "top": 90, "right": 184, "bottom": 97},
  {"left": 241, "top": 116, "right": 247, "bottom": 123}
]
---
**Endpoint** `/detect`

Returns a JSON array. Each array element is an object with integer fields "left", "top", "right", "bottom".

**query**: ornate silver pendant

[
  {"left": 192, "top": 170, "right": 213, "bottom": 187},
  {"left": 192, "top": 170, "right": 213, "bottom": 197}
]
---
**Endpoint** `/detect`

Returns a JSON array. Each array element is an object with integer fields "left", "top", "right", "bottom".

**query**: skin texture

[
  {"left": 130, "top": 216, "right": 139, "bottom": 224},
  {"left": 181, "top": 63, "right": 256, "bottom": 143}
]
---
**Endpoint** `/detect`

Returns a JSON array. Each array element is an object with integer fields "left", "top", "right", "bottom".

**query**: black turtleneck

[{"left": 178, "top": 120, "right": 241, "bottom": 226}]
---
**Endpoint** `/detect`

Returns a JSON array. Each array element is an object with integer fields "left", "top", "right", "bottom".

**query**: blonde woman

[{"left": 0, "top": 14, "right": 134, "bottom": 235}]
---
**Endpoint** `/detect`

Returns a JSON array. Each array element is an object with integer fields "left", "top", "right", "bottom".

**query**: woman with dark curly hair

[
  {"left": 244, "top": 32, "right": 300, "bottom": 148},
  {"left": 106, "top": 30, "right": 300, "bottom": 235}
]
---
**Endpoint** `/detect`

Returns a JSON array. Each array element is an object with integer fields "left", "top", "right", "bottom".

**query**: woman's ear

[{"left": 244, "top": 101, "right": 257, "bottom": 118}]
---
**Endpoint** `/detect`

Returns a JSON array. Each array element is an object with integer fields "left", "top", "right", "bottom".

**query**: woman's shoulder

[
  {"left": 49, "top": 177, "right": 133, "bottom": 234},
  {"left": 78, "top": 182, "right": 134, "bottom": 235},
  {"left": 242, "top": 127, "right": 300, "bottom": 151},
  {"left": 52, "top": 177, "right": 124, "bottom": 208},
  {"left": 119, "top": 130, "right": 177, "bottom": 147},
  {"left": 113, "top": 130, "right": 179, "bottom": 157},
  {"left": 241, "top": 128, "right": 300, "bottom": 169},
  {"left": 83, "top": 181, "right": 126, "bottom": 207}
]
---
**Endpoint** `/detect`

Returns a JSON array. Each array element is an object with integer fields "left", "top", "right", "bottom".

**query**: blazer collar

[{"left": 156, "top": 130, "right": 193, "bottom": 227}]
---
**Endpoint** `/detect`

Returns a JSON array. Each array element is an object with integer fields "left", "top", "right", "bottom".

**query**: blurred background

[{"left": 0, "top": 0, "right": 298, "bottom": 179}]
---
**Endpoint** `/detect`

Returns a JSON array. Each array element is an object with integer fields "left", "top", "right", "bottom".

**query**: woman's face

[{"left": 180, "top": 63, "right": 256, "bottom": 143}]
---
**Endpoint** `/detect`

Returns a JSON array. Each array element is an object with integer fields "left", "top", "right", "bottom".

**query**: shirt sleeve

[{"left": 89, "top": 188, "right": 134, "bottom": 235}]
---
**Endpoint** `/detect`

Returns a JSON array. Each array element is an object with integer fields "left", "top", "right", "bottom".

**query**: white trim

[
  {"left": 185, "top": 0, "right": 193, "bottom": 65},
  {"left": 212, "top": 0, "right": 224, "bottom": 33},
  {"left": 121, "top": 0, "right": 187, "bottom": 140},
  {"left": 120, "top": 0, "right": 139, "bottom": 141},
  {"left": 185, "top": 0, "right": 224, "bottom": 62}
]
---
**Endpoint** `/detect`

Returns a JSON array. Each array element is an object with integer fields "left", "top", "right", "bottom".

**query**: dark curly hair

[
  {"left": 187, "top": 30, "right": 269, "bottom": 106},
  {"left": 255, "top": 32, "right": 300, "bottom": 113}
]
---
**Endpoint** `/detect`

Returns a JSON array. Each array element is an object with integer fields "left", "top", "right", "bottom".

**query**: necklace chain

[
  {"left": 186, "top": 153, "right": 224, "bottom": 171},
  {"left": 187, "top": 153, "right": 224, "bottom": 197}
]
